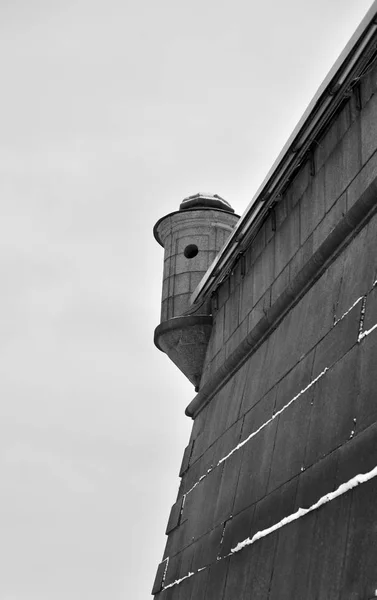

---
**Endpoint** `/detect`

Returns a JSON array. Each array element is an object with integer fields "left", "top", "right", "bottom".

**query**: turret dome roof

[{"left": 179, "top": 193, "right": 234, "bottom": 213}]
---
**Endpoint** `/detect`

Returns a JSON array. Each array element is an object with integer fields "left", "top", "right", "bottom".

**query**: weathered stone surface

[
  {"left": 153, "top": 37, "right": 377, "bottom": 600},
  {"left": 336, "top": 422, "right": 377, "bottom": 486},
  {"left": 179, "top": 440, "right": 194, "bottom": 477},
  {"left": 166, "top": 496, "right": 184, "bottom": 534},
  {"left": 234, "top": 419, "right": 278, "bottom": 512},
  {"left": 357, "top": 332, "right": 377, "bottom": 431},
  {"left": 219, "top": 505, "right": 254, "bottom": 557},
  {"left": 306, "top": 493, "right": 351, "bottom": 599},
  {"left": 305, "top": 346, "right": 360, "bottom": 466},
  {"left": 190, "top": 523, "right": 223, "bottom": 571},
  {"left": 214, "top": 450, "right": 243, "bottom": 524},
  {"left": 251, "top": 476, "right": 298, "bottom": 537},
  {"left": 204, "top": 558, "right": 229, "bottom": 600},
  {"left": 151, "top": 559, "right": 168, "bottom": 595},
  {"left": 268, "top": 513, "right": 317, "bottom": 600},
  {"left": 340, "top": 478, "right": 377, "bottom": 598},
  {"left": 295, "top": 450, "right": 338, "bottom": 510},
  {"left": 268, "top": 387, "right": 313, "bottom": 491}
]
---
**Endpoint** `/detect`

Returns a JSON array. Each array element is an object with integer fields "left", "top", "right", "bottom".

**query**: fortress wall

[{"left": 153, "top": 56, "right": 377, "bottom": 599}]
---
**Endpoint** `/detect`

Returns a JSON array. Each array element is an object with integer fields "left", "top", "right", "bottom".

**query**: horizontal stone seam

[
  {"left": 163, "top": 412, "right": 377, "bottom": 566},
  {"left": 159, "top": 463, "right": 377, "bottom": 593},
  {"left": 183, "top": 290, "right": 367, "bottom": 481},
  {"left": 186, "top": 169, "right": 377, "bottom": 418},
  {"left": 172, "top": 295, "right": 374, "bottom": 542}
]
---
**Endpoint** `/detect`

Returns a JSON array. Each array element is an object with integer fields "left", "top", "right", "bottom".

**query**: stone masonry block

[
  {"left": 182, "top": 465, "right": 223, "bottom": 540},
  {"left": 210, "top": 304, "right": 224, "bottom": 359},
  {"left": 250, "top": 224, "right": 266, "bottom": 263},
  {"left": 216, "top": 277, "right": 230, "bottom": 310},
  {"left": 251, "top": 476, "right": 298, "bottom": 538},
  {"left": 312, "top": 192, "right": 347, "bottom": 253},
  {"left": 223, "top": 286, "right": 240, "bottom": 342},
  {"left": 239, "top": 269, "right": 254, "bottom": 323},
  {"left": 241, "top": 387, "right": 276, "bottom": 441},
  {"left": 219, "top": 505, "right": 255, "bottom": 557},
  {"left": 346, "top": 147, "right": 377, "bottom": 210},
  {"left": 223, "top": 547, "right": 254, "bottom": 600},
  {"left": 336, "top": 421, "right": 377, "bottom": 488},
  {"left": 151, "top": 559, "right": 168, "bottom": 595},
  {"left": 222, "top": 361, "right": 250, "bottom": 432},
  {"left": 173, "top": 272, "right": 191, "bottom": 296},
  {"left": 245, "top": 535, "right": 278, "bottom": 599},
  {"left": 315, "top": 98, "right": 353, "bottom": 173},
  {"left": 190, "top": 270, "right": 204, "bottom": 295},
  {"left": 274, "top": 349, "right": 315, "bottom": 412},
  {"left": 179, "top": 448, "right": 216, "bottom": 497},
  {"left": 189, "top": 567, "right": 209, "bottom": 600},
  {"left": 253, "top": 239, "right": 274, "bottom": 303},
  {"left": 268, "top": 513, "right": 317, "bottom": 600},
  {"left": 274, "top": 203, "right": 300, "bottom": 277},
  {"left": 174, "top": 251, "right": 211, "bottom": 275},
  {"left": 284, "top": 160, "right": 311, "bottom": 208},
  {"left": 291, "top": 259, "right": 342, "bottom": 360},
  {"left": 165, "top": 496, "right": 185, "bottom": 535},
  {"left": 305, "top": 345, "right": 360, "bottom": 467},
  {"left": 289, "top": 233, "right": 314, "bottom": 281},
  {"left": 247, "top": 288, "right": 271, "bottom": 336},
  {"left": 299, "top": 167, "right": 326, "bottom": 244},
  {"left": 335, "top": 219, "right": 377, "bottom": 318},
  {"left": 363, "top": 284, "right": 377, "bottom": 332},
  {"left": 270, "top": 263, "right": 289, "bottom": 305},
  {"left": 306, "top": 493, "right": 351, "bottom": 599},
  {"left": 295, "top": 450, "right": 338, "bottom": 510},
  {"left": 177, "top": 542, "right": 196, "bottom": 581},
  {"left": 163, "top": 518, "right": 190, "bottom": 560},
  {"left": 214, "top": 418, "right": 243, "bottom": 463},
  {"left": 214, "top": 449, "right": 243, "bottom": 524},
  {"left": 240, "top": 339, "right": 270, "bottom": 414},
  {"left": 340, "top": 477, "right": 377, "bottom": 598},
  {"left": 234, "top": 419, "right": 278, "bottom": 513},
  {"left": 311, "top": 301, "right": 361, "bottom": 377},
  {"left": 356, "top": 331, "right": 377, "bottom": 432},
  {"left": 179, "top": 440, "right": 194, "bottom": 477},
  {"left": 163, "top": 552, "right": 182, "bottom": 587},
  {"left": 268, "top": 387, "right": 314, "bottom": 492},
  {"left": 205, "top": 557, "right": 229, "bottom": 600},
  {"left": 171, "top": 292, "right": 191, "bottom": 317},
  {"left": 360, "top": 90, "right": 377, "bottom": 164},
  {"left": 323, "top": 118, "right": 362, "bottom": 212},
  {"left": 191, "top": 523, "right": 223, "bottom": 571},
  {"left": 262, "top": 306, "right": 302, "bottom": 393},
  {"left": 361, "top": 56, "right": 377, "bottom": 106}
]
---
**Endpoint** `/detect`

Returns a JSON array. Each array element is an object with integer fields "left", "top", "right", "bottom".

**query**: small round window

[{"left": 184, "top": 244, "right": 199, "bottom": 259}]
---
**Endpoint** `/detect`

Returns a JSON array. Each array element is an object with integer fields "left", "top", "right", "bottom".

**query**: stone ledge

[{"left": 186, "top": 171, "right": 377, "bottom": 418}]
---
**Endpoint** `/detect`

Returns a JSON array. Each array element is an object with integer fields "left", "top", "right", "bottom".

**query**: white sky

[{"left": 0, "top": 1, "right": 374, "bottom": 599}]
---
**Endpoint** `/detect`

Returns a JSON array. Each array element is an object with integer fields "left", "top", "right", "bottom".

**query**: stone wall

[{"left": 152, "top": 55, "right": 377, "bottom": 599}]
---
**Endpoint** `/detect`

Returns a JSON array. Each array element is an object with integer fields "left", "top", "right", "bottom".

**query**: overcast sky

[{"left": 0, "top": 1, "right": 374, "bottom": 599}]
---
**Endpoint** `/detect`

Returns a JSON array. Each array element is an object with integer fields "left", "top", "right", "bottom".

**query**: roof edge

[{"left": 191, "top": 0, "right": 377, "bottom": 306}]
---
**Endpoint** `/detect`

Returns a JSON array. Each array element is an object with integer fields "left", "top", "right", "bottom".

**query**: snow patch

[
  {"left": 163, "top": 464, "right": 377, "bottom": 590},
  {"left": 218, "top": 368, "right": 328, "bottom": 467},
  {"left": 333, "top": 295, "right": 364, "bottom": 326},
  {"left": 230, "top": 464, "right": 377, "bottom": 554},
  {"left": 358, "top": 322, "right": 377, "bottom": 342},
  {"left": 163, "top": 571, "right": 194, "bottom": 590}
]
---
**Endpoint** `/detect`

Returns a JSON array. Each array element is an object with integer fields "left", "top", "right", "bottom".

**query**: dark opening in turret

[{"left": 184, "top": 244, "right": 199, "bottom": 259}]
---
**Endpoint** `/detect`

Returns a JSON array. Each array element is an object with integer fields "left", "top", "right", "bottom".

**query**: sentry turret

[{"left": 153, "top": 193, "right": 239, "bottom": 391}]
